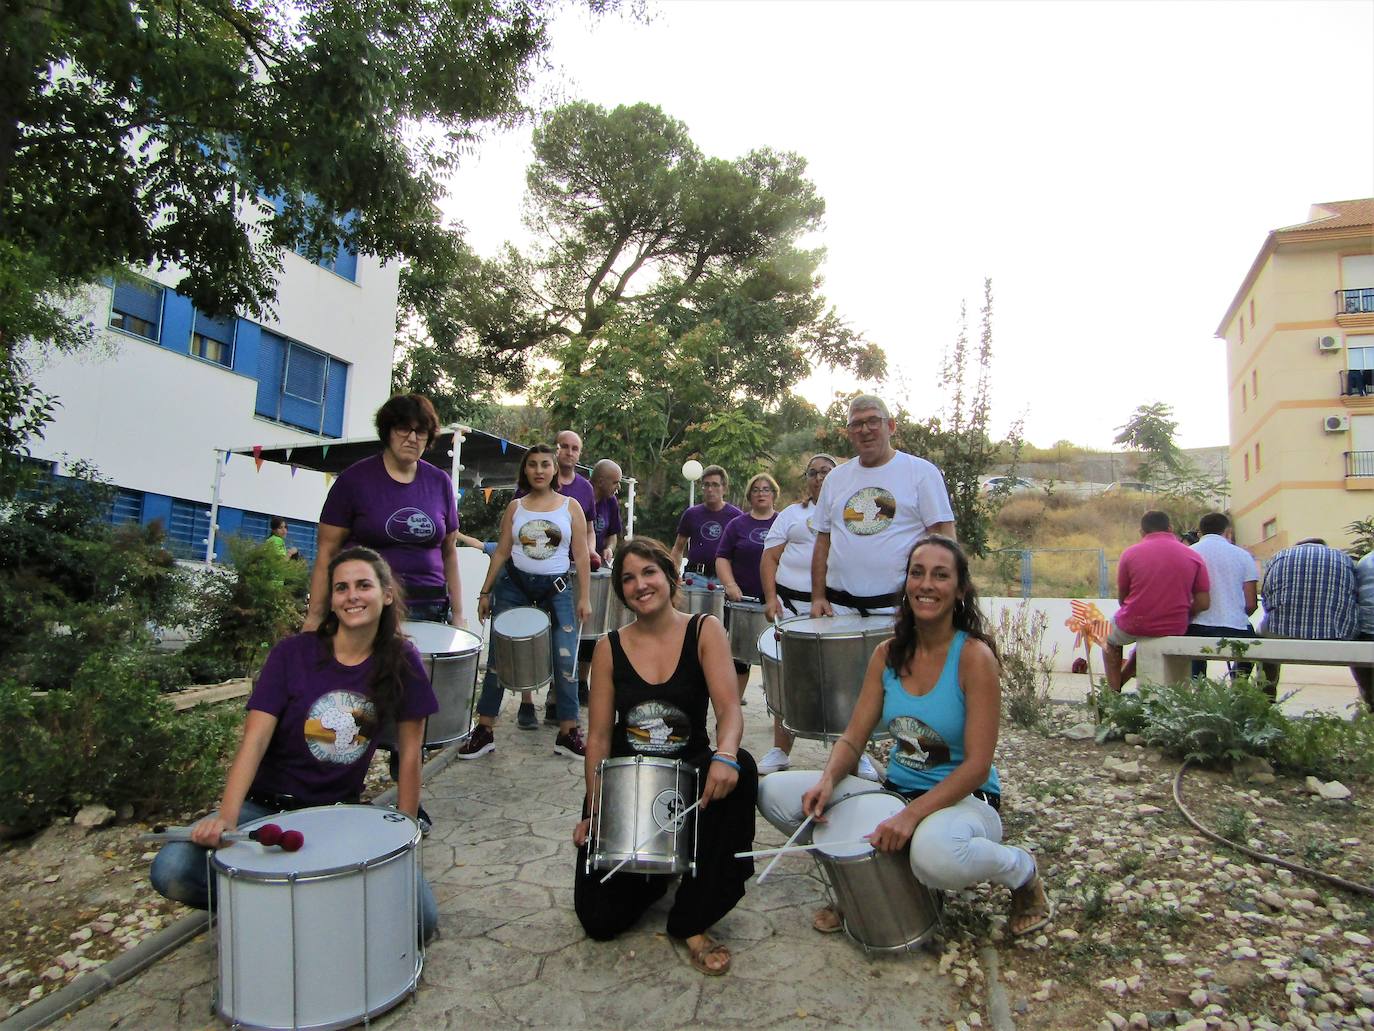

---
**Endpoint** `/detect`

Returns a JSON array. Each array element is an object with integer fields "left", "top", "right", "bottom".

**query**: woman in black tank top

[{"left": 572, "top": 538, "right": 758, "bottom": 976}]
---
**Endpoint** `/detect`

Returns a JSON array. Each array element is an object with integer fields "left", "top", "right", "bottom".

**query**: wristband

[
  {"left": 711, "top": 755, "right": 741, "bottom": 772},
  {"left": 835, "top": 737, "right": 861, "bottom": 759},
  {"left": 713, "top": 750, "right": 738, "bottom": 761}
]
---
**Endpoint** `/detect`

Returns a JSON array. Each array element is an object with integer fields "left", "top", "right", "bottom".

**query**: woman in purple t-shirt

[
  {"left": 305, "top": 393, "right": 462, "bottom": 630},
  {"left": 715, "top": 472, "right": 779, "bottom": 698},
  {"left": 150, "top": 547, "right": 441, "bottom": 940}
]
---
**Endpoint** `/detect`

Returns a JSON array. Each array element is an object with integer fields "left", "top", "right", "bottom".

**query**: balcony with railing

[
  {"left": 1347, "top": 451, "right": 1374, "bottom": 477},
  {"left": 1339, "top": 369, "right": 1373, "bottom": 397},
  {"left": 1337, "top": 288, "right": 1374, "bottom": 316}
]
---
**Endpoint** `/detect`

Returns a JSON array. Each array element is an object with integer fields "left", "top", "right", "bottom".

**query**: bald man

[{"left": 590, "top": 459, "right": 623, "bottom": 566}]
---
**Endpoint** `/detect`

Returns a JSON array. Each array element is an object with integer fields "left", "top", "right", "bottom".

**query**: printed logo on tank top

[
  {"left": 747, "top": 525, "right": 770, "bottom": 546},
  {"left": 624, "top": 700, "right": 691, "bottom": 756},
  {"left": 701, "top": 520, "right": 725, "bottom": 542},
  {"left": 886, "top": 715, "right": 951, "bottom": 772},
  {"left": 386, "top": 507, "right": 437, "bottom": 542},
  {"left": 652, "top": 788, "right": 691, "bottom": 833},
  {"left": 842, "top": 487, "right": 897, "bottom": 536},
  {"left": 518, "top": 519, "right": 563, "bottom": 559},
  {"left": 805, "top": 516, "right": 815, "bottom": 534},
  {"left": 303, "top": 691, "right": 378, "bottom": 765}
]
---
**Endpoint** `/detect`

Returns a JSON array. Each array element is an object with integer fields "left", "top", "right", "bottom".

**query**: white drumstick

[
  {"left": 598, "top": 799, "right": 702, "bottom": 884},
  {"left": 734, "top": 838, "right": 870, "bottom": 860},
  {"left": 754, "top": 814, "right": 813, "bottom": 885}
]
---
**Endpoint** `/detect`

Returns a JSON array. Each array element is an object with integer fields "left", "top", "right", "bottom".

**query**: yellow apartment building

[{"left": 1216, "top": 198, "right": 1374, "bottom": 560}]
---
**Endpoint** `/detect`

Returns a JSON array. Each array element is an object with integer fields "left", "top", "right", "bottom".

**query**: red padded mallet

[{"left": 140, "top": 822, "right": 304, "bottom": 851}]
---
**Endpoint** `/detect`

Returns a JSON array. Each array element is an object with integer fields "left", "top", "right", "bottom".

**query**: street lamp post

[{"left": 682, "top": 459, "right": 704, "bottom": 510}]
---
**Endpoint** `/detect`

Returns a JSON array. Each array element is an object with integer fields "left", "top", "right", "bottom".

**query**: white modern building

[{"left": 26, "top": 243, "right": 400, "bottom": 562}]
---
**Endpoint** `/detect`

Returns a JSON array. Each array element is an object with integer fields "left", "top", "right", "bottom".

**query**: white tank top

[{"left": 510, "top": 496, "right": 575, "bottom": 575}]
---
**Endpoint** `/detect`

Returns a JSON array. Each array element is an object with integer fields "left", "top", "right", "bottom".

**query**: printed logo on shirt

[
  {"left": 595, "top": 515, "right": 608, "bottom": 534},
  {"left": 303, "top": 690, "right": 378, "bottom": 765},
  {"left": 518, "top": 519, "right": 563, "bottom": 560},
  {"left": 624, "top": 700, "right": 690, "bottom": 756},
  {"left": 701, "top": 520, "right": 725, "bottom": 542},
  {"left": 842, "top": 487, "right": 897, "bottom": 536},
  {"left": 652, "top": 789, "right": 691, "bottom": 833},
  {"left": 805, "top": 516, "right": 814, "bottom": 534},
  {"left": 386, "top": 507, "right": 437, "bottom": 543},
  {"left": 748, "top": 525, "right": 770, "bottom": 546},
  {"left": 886, "top": 715, "right": 951, "bottom": 772}
]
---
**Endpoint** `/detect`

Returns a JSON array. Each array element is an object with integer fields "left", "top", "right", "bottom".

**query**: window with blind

[
  {"left": 109, "top": 277, "right": 164, "bottom": 341},
  {"left": 191, "top": 309, "right": 236, "bottom": 366},
  {"left": 254, "top": 330, "right": 348, "bottom": 436}
]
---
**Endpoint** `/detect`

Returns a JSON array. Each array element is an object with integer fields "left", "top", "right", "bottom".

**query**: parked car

[{"left": 983, "top": 476, "right": 1035, "bottom": 495}]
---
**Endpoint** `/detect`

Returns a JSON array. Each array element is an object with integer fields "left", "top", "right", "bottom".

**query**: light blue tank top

[{"left": 881, "top": 630, "right": 1000, "bottom": 797}]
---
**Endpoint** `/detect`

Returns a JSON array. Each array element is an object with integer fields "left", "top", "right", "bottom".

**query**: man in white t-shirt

[
  {"left": 810, "top": 395, "right": 956, "bottom": 617},
  {"left": 1186, "top": 512, "right": 1259, "bottom": 680}
]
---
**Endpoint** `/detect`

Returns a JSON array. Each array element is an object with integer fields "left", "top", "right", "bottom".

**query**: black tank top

[{"left": 608, "top": 613, "right": 712, "bottom": 764}]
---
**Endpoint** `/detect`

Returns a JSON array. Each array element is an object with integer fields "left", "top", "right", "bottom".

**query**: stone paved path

[{"left": 65, "top": 674, "right": 958, "bottom": 1029}]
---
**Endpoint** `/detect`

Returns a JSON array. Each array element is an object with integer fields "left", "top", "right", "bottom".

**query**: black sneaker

[
  {"left": 517, "top": 702, "right": 538, "bottom": 730},
  {"left": 543, "top": 701, "right": 559, "bottom": 726},
  {"left": 554, "top": 726, "right": 586, "bottom": 757},
  {"left": 457, "top": 723, "right": 495, "bottom": 759}
]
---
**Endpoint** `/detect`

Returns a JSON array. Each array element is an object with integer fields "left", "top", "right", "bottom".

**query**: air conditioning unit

[
  {"left": 1323, "top": 414, "right": 1349, "bottom": 433},
  {"left": 1317, "top": 335, "right": 1341, "bottom": 353}
]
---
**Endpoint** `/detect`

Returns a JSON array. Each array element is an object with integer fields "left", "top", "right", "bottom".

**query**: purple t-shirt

[
  {"left": 247, "top": 634, "right": 438, "bottom": 805},
  {"left": 676, "top": 503, "right": 744, "bottom": 566},
  {"left": 592, "top": 493, "right": 623, "bottom": 554},
  {"left": 516, "top": 472, "right": 595, "bottom": 524},
  {"left": 715, "top": 512, "right": 778, "bottom": 600},
  {"left": 318, "top": 454, "right": 458, "bottom": 591}
]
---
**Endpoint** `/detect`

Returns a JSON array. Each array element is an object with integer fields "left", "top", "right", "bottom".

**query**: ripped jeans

[{"left": 476, "top": 570, "right": 580, "bottom": 723}]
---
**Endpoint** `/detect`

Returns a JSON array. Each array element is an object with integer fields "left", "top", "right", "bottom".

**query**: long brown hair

[
  {"left": 610, "top": 537, "right": 680, "bottom": 605},
  {"left": 517, "top": 443, "right": 558, "bottom": 493},
  {"left": 886, "top": 535, "right": 999, "bottom": 674},
  {"left": 316, "top": 546, "right": 411, "bottom": 727}
]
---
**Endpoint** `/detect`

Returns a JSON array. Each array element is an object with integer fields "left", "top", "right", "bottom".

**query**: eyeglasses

[
  {"left": 392, "top": 426, "right": 426, "bottom": 441},
  {"left": 749, "top": 485, "right": 775, "bottom": 494},
  {"left": 804, "top": 467, "right": 832, "bottom": 479},
  {"left": 702, "top": 481, "right": 724, "bottom": 490},
  {"left": 846, "top": 416, "right": 885, "bottom": 433}
]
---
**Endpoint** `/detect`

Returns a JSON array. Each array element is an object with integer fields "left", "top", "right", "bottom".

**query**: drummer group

[{"left": 150, "top": 392, "right": 1051, "bottom": 980}]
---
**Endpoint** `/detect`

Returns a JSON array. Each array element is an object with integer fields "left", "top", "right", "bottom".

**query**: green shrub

[
  {"left": 1269, "top": 706, "right": 1374, "bottom": 782},
  {"left": 1136, "top": 677, "right": 1288, "bottom": 766},
  {"left": 0, "top": 649, "right": 240, "bottom": 831},
  {"left": 996, "top": 601, "right": 1057, "bottom": 729},
  {"left": 180, "top": 535, "right": 308, "bottom": 682}
]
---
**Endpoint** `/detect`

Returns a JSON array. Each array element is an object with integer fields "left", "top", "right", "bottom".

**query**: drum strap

[
  {"left": 775, "top": 583, "right": 812, "bottom": 605},
  {"left": 684, "top": 561, "right": 710, "bottom": 576},
  {"left": 824, "top": 586, "right": 900, "bottom": 615},
  {"left": 406, "top": 584, "right": 448, "bottom": 601},
  {"left": 882, "top": 781, "right": 1001, "bottom": 812},
  {"left": 505, "top": 560, "right": 564, "bottom": 606}
]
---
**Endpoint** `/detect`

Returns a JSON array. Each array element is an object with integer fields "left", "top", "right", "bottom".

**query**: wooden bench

[{"left": 1136, "top": 636, "right": 1374, "bottom": 686}]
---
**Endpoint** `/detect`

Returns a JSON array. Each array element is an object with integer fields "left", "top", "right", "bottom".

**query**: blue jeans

[
  {"left": 149, "top": 801, "right": 439, "bottom": 943},
  {"left": 477, "top": 569, "right": 580, "bottom": 722}
]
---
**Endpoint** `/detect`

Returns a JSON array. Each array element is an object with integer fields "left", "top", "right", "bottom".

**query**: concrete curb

[
  {"left": 1, "top": 740, "right": 466, "bottom": 1031},
  {"left": 978, "top": 945, "right": 1016, "bottom": 1031}
]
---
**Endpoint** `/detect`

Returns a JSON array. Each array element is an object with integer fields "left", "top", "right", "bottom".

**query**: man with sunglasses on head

[{"left": 810, "top": 395, "right": 956, "bottom": 620}]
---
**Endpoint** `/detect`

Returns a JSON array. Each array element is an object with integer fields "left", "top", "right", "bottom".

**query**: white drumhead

[
  {"left": 757, "top": 625, "right": 781, "bottom": 662},
  {"left": 493, "top": 606, "right": 551, "bottom": 638},
  {"left": 813, "top": 792, "right": 904, "bottom": 857},
  {"left": 779, "top": 614, "right": 892, "bottom": 638},
  {"left": 403, "top": 620, "right": 480, "bottom": 656},
  {"left": 213, "top": 805, "right": 419, "bottom": 877}
]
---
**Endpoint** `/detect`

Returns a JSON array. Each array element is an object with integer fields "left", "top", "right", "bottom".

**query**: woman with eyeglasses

[
  {"left": 715, "top": 473, "right": 780, "bottom": 700},
  {"left": 304, "top": 393, "right": 463, "bottom": 631},
  {"left": 754, "top": 453, "right": 838, "bottom": 775}
]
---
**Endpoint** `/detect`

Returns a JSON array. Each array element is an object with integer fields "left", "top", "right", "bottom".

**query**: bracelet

[
  {"left": 713, "top": 750, "right": 738, "bottom": 761},
  {"left": 710, "top": 755, "right": 741, "bottom": 772},
  {"left": 479, "top": 591, "right": 492, "bottom": 597},
  {"left": 834, "top": 737, "right": 861, "bottom": 759}
]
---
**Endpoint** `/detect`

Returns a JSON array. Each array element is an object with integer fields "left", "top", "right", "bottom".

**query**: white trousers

[{"left": 756, "top": 771, "right": 1035, "bottom": 891}]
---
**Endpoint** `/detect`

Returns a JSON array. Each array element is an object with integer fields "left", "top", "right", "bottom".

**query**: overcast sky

[{"left": 438, "top": 0, "right": 1374, "bottom": 450}]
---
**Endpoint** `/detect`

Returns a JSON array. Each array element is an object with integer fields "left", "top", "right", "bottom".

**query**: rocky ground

[{"left": 2, "top": 701, "right": 1371, "bottom": 1028}]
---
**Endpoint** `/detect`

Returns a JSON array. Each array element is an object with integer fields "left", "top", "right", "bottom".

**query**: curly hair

[
  {"left": 375, "top": 393, "right": 441, "bottom": 448},
  {"left": 315, "top": 546, "right": 412, "bottom": 728},
  {"left": 885, "top": 535, "right": 999, "bottom": 675},
  {"left": 610, "top": 537, "right": 680, "bottom": 606}
]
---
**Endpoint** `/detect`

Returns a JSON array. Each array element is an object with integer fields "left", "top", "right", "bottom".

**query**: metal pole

[
  {"left": 1020, "top": 549, "right": 1032, "bottom": 600},
  {"left": 689, "top": 481, "right": 695, "bottom": 510},
  {"left": 450, "top": 424, "right": 469, "bottom": 484},
  {"left": 625, "top": 477, "right": 637, "bottom": 540},
  {"left": 1098, "top": 549, "right": 1109, "bottom": 598},
  {"left": 206, "top": 449, "right": 225, "bottom": 564}
]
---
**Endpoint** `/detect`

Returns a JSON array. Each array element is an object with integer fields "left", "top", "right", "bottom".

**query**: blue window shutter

[
  {"left": 111, "top": 279, "right": 163, "bottom": 330},
  {"left": 239, "top": 511, "right": 270, "bottom": 541},
  {"left": 161, "top": 293, "right": 194, "bottom": 355},
  {"left": 255, "top": 331, "right": 288, "bottom": 419},
  {"left": 331, "top": 246, "right": 358, "bottom": 282},
  {"left": 233, "top": 320, "right": 261, "bottom": 379},
  {"left": 109, "top": 488, "right": 144, "bottom": 525},
  {"left": 284, "top": 346, "right": 327, "bottom": 402},
  {"left": 287, "top": 519, "right": 317, "bottom": 563},
  {"left": 322, "top": 357, "right": 348, "bottom": 437},
  {"left": 168, "top": 499, "right": 211, "bottom": 560},
  {"left": 193, "top": 310, "right": 235, "bottom": 345}
]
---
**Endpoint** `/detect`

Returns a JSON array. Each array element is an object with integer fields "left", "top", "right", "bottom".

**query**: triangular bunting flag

[
  {"left": 499, "top": 438, "right": 508, "bottom": 454},
  {"left": 457, "top": 488, "right": 465, "bottom": 501},
  {"left": 290, "top": 464, "right": 298, "bottom": 478},
  {"left": 321, "top": 445, "right": 330, "bottom": 458},
  {"left": 223, "top": 451, "right": 231, "bottom": 466},
  {"left": 324, "top": 473, "right": 335, "bottom": 489},
  {"left": 483, "top": 488, "right": 494, "bottom": 503},
  {"left": 285, "top": 448, "right": 293, "bottom": 460},
  {"left": 252, "top": 445, "right": 264, "bottom": 472}
]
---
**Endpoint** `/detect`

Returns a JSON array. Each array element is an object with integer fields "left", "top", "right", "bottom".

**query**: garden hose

[{"left": 1171, "top": 759, "right": 1374, "bottom": 898}]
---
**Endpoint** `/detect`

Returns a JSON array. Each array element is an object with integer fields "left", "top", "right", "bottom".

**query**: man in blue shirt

[
  {"left": 1258, "top": 538, "right": 1358, "bottom": 693},
  {"left": 1353, "top": 551, "right": 1373, "bottom": 708}
]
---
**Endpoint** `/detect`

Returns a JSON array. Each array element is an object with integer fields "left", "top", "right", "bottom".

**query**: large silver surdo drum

[
  {"left": 490, "top": 606, "right": 553, "bottom": 693},
  {"left": 402, "top": 620, "right": 480, "bottom": 747},
  {"left": 586, "top": 756, "right": 699, "bottom": 876},
  {"left": 777, "top": 614, "right": 894, "bottom": 741},
  {"left": 575, "top": 568, "right": 614, "bottom": 641},
  {"left": 725, "top": 599, "right": 769, "bottom": 666},
  {"left": 757, "top": 624, "right": 784, "bottom": 718},
  {"left": 674, "top": 575, "right": 725, "bottom": 621}
]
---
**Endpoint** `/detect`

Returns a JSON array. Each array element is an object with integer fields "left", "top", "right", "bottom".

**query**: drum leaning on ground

[
  {"left": 587, "top": 756, "right": 699, "bottom": 876},
  {"left": 212, "top": 805, "right": 423, "bottom": 1030},
  {"left": 674, "top": 577, "right": 725, "bottom": 621},
  {"left": 725, "top": 600, "right": 768, "bottom": 666},
  {"left": 757, "top": 624, "right": 784, "bottom": 718},
  {"left": 402, "top": 620, "right": 481, "bottom": 747},
  {"left": 812, "top": 792, "right": 939, "bottom": 954},
  {"left": 777, "top": 614, "right": 895, "bottom": 741},
  {"left": 490, "top": 606, "right": 553, "bottom": 693},
  {"left": 575, "top": 569, "right": 614, "bottom": 641}
]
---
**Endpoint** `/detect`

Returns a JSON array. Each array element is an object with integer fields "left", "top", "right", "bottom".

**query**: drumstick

[
  {"left": 733, "top": 838, "right": 870, "bottom": 860},
  {"left": 139, "top": 823, "right": 305, "bottom": 852},
  {"left": 598, "top": 799, "right": 702, "bottom": 884},
  {"left": 755, "top": 814, "right": 813, "bottom": 885}
]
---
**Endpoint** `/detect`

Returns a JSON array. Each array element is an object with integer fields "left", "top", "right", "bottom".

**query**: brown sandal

[
  {"left": 1009, "top": 874, "right": 1054, "bottom": 938},
  {"left": 686, "top": 937, "right": 731, "bottom": 976},
  {"left": 812, "top": 905, "right": 843, "bottom": 934}
]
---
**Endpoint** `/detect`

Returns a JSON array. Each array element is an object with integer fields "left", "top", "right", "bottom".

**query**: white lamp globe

[{"left": 681, "top": 460, "right": 704, "bottom": 481}]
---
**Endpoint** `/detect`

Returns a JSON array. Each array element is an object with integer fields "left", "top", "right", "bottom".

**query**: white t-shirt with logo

[
  {"left": 764, "top": 502, "right": 820, "bottom": 593},
  {"left": 812, "top": 451, "right": 955, "bottom": 598}
]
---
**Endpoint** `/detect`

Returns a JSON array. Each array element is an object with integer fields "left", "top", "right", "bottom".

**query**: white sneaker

[
  {"left": 757, "top": 747, "right": 791, "bottom": 775},
  {"left": 856, "top": 752, "right": 883, "bottom": 783}
]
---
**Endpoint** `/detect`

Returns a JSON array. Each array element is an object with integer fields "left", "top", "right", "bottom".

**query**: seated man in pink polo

[{"left": 1105, "top": 510, "right": 1211, "bottom": 692}]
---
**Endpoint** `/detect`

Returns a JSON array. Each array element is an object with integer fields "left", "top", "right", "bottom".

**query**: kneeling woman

[
  {"left": 151, "top": 547, "right": 440, "bottom": 941},
  {"left": 757, "top": 536, "right": 1051, "bottom": 938},
  {"left": 573, "top": 538, "right": 758, "bottom": 975}
]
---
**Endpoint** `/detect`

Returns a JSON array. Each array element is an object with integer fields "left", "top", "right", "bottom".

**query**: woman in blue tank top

[{"left": 757, "top": 536, "right": 1052, "bottom": 938}]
